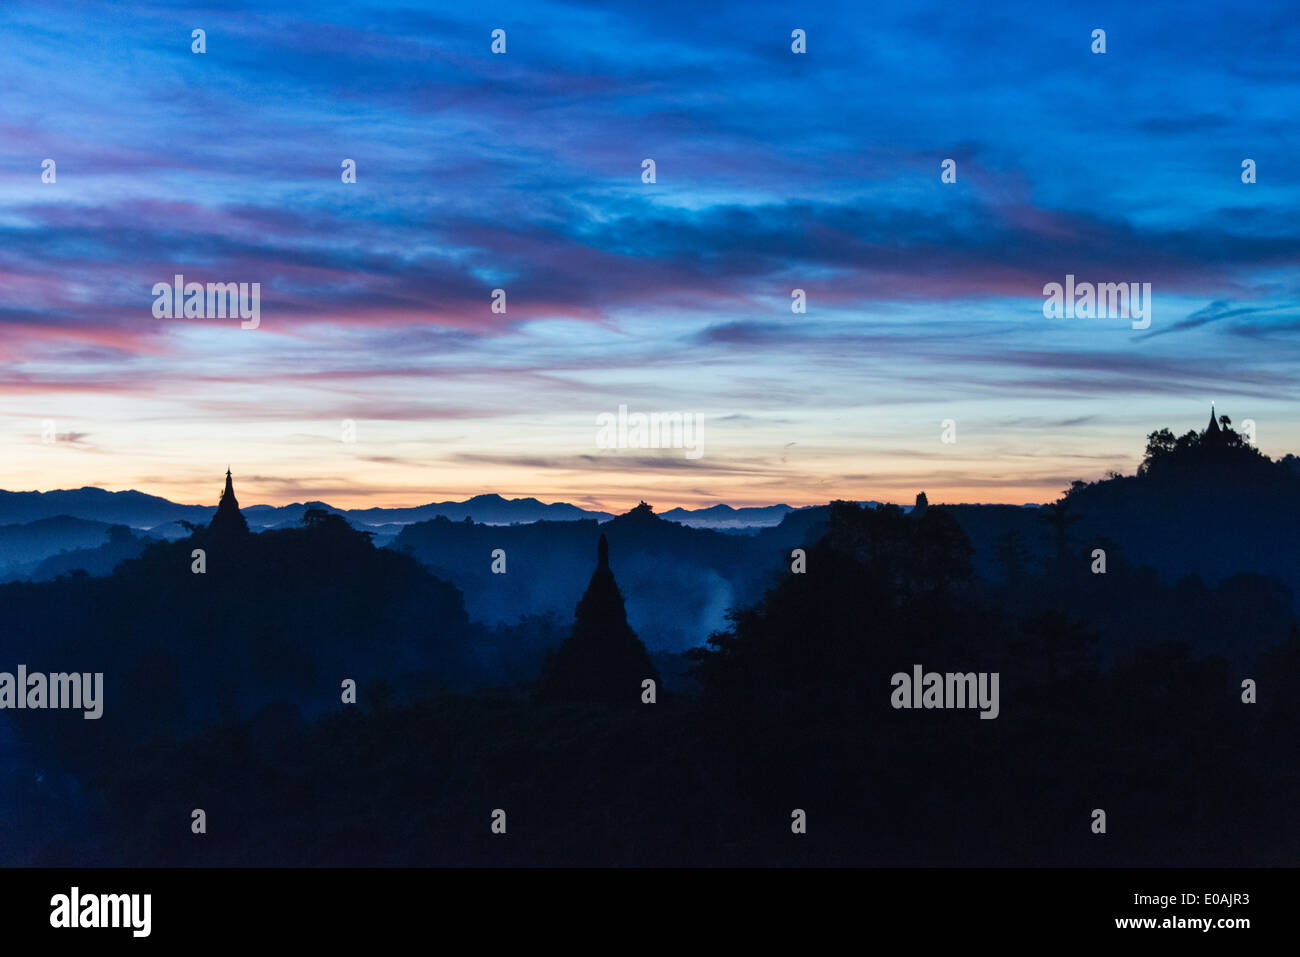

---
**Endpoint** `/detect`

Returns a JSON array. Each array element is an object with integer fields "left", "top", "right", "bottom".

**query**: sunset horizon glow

[{"left": 3, "top": 1, "right": 1297, "bottom": 513}]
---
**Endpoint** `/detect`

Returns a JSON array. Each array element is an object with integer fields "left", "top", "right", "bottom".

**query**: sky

[{"left": 1, "top": 0, "right": 1298, "bottom": 511}]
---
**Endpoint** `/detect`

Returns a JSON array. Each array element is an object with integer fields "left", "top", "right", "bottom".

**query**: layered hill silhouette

[
  {"left": 1060, "top": 410, "right": 1300, "bottom": 602},
  {"left": 0, "top": 488, "right": 610, "bottom": 532},
  {"left": 0, "top": 496, "right": 476, "bottom": 780},
  {"left": 7, "top": 408, "right": 1299, "bottom": 635},
  {"left": 0, "top": 515, "right": 132, "bottom": 580},
  {"left": 390, "top": 501, "right": 828, "bottom": 651}
]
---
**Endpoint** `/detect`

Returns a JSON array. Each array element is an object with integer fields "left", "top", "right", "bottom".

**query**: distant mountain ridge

[
  {"left": 0, "top": 515, "right": 124, "bottom": 580},
  {"left": 0, "top": 488, "right": 211, "bottom": 528},
  {"left": 0, "top": 488, "right": 615, "bottom": 530},
  {"left": 0, "top": 487, "right": 883, "bottom": 531}
]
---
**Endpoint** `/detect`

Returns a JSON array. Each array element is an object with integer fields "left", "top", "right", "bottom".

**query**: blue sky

[{"left": 1, "top": 0, "right": 1297, "bottom": 509}]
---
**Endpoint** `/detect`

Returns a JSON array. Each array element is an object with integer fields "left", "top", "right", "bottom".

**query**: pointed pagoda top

[
  {"left": 1206, "top": 405, "right": 1221, "bottom": 434},
  {"left": 209, "top": 467, "right": 250, "bottom": 535},
  {"left": 536, "top": 527, "right": 659, "bottom": 704}
]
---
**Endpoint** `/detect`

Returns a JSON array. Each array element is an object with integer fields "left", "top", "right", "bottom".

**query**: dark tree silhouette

[
  {"left": 689, "top": 501, "right": 982, "bottom": 703},
  {"left": 1139, "top": 407, "right": 1262, "bottom": 473},
  {"left": 1039, "top": 499, "right": 1077, "bottom": 562}
]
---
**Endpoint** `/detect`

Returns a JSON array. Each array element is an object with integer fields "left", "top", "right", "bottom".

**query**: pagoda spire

[
  {"left": 209, "top": 467, "right": 250, "bottom": 536},
  {"left": 536, "top": 532, "right": 659, "bottom": 704},
  {"left": 1206, "top": 405, "right": 1221, "bottom": 434}
]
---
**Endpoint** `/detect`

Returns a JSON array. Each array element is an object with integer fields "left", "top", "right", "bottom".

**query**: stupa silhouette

[
  {"left": 537, "top": 533, "right": 660, "bottom": 704},
  {"left": 208, "top": 468, "right": 250, "bottom": 536}
]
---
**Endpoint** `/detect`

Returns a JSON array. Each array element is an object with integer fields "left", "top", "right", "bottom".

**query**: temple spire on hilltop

[{"left": 209, "top": 467, "right": 250, "bottom": 536}]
